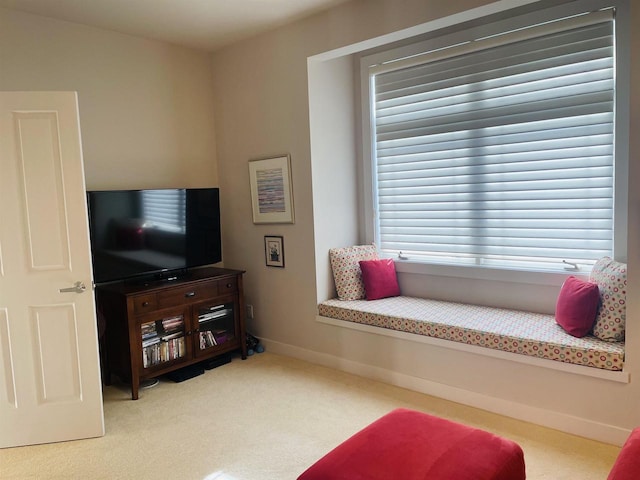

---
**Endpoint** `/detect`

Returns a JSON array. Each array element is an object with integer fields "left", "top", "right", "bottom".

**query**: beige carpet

[{"left": 1, "top": 352, "right": 621, "bottom": 479}]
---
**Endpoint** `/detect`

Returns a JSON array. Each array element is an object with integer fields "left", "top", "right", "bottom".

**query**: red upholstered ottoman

[
  {"left": 607, "top": 427, "right": 640, "bottom": 480},
  {"left": 298, "top": 408, "right": 525, "bottom": 480}
]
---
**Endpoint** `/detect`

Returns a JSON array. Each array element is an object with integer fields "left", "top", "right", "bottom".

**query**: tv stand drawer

[
  {"left": 133, "top": 293, "right": 158, "bottom": 313},
  {"left": 217, "top": 277, "right": 238, "bottom": 295},
  {"left": 157, "top": 280, "right": 218, "bottom": 309}
]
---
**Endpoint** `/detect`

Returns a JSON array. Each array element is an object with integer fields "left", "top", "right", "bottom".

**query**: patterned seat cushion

[{"left": 319, "top": 296, "right": 624, "bottom": 371}]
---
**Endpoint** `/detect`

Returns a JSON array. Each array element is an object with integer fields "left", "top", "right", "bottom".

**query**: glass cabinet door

[
  {"left": 140, "top": 312, "right": 187, "bottom": 369},
  {"left": 196, "top": 302, "right": 236, "bottom": 354}
]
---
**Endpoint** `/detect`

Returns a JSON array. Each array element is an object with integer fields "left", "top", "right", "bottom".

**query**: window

[
  {"left": 142, "top": 189, "right": 186, "bottom": 233},
  {"left": 362, "top": 5, "right": 626, "bottom": 273}
]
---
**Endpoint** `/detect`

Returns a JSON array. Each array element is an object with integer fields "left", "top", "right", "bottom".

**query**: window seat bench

[{"left": 318, "top": 296, "right": 624, "bottom": 372}]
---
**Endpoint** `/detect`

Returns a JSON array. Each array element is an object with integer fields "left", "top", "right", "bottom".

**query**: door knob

[{"left": 59, "top": 281, "right": 87, "bottom": 293}]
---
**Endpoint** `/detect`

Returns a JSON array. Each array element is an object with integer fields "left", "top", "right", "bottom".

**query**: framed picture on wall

[
  {"left": 265, "top": 235, "right": 285, "bottom": 268},
  {"left": 249, "top": 155, "right": 295, "bottom": 224}
]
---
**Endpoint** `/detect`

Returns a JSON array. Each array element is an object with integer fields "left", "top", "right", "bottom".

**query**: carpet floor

[{"left": 0, "top": 352, "right": 621, "bottom": 479}]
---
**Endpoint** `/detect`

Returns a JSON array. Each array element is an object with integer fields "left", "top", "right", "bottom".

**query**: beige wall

[
  {"left": 212, "top": 0, "right": 640, "bottom": 445},
  {"left": 0, "top": 7, "right": 218, "bottom": 190}
]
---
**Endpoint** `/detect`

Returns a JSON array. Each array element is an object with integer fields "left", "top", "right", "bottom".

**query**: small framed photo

[
  {"left": 264, "top": 236, "right": 285, "bottom": 268},
  {"left": 249, "top": 155, "right": 295, "bottom": 224}
]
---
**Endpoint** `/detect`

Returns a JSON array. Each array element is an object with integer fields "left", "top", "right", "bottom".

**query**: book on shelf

[
  {"left": 142, "top": 336, "right": 160, "bottom": 348},
  {"left": 162, "top": 322, "right": 183, "bottom": 331},
  {"left": 161, "top": 331, "right": 183, "bottom": 341},
  {"left": 199, "top": 330, "right": 217, "bottom": 348},
  {"left": 207, "top": 305, "right": 226, "bottom": 312},
  {"left": 141, "top": 322, "right": 157, "bottom": 336},
  {"left": 198, "top": 309, "right": 232, "bottom": 323},
  {"left": 198, "top": 313, "right": 226, "bottom": 323},
  {"left": 143, "top": 336, "right": 185, "bottom": 368},
  {"left": 198, "top": 328, "right": 231, "bottom": 349},
  {"left": 162, "top": 316, "right": 183, "bottom": 329}
]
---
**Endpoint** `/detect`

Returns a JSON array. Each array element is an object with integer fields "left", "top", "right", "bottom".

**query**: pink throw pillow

[
  {"left": 359, "top": 259, "right": 401, "bottom": 300},
  {"left": 555, "top": 276, "right": 600, "bottom": 338}
]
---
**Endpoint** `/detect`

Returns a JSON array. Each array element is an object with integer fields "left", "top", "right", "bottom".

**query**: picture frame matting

[
  {"left": 248, "top": 155, "right": 294, "bottom": 224},
  {"left": 264, "top": 235, "right": 285, "bottom": 268}
]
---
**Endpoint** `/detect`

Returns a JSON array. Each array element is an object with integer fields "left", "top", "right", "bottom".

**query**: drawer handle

[
  {"left": 226, "top": 283, "right": 232, "bottom": 289},
  {"left": 142, "top": 301, "right": 150, "bottom": 307},
  {"left": 185, "top": 291, "right": 196, "bottom": 298}
]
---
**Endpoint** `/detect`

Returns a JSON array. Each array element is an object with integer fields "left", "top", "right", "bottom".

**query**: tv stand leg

[{"left": 131, "top": 373, "right": 139, "bottom": 400}]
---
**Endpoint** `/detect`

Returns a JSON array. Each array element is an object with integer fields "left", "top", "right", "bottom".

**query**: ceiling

[{"left": 0, "top": 0, "right": 349, "bottom": 51}]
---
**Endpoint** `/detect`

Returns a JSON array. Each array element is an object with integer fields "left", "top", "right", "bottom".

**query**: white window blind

[
  {"left": 142, "top": 189, "right": 186, "bottom": 232},
  {"left": 371, "top": 11, "right": 615, "bottom": 271}
]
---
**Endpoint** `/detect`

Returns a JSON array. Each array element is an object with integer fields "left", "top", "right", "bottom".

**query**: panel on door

[
  {"left": 15, "top": 112, "right": 70, "bottom": 271},
  {"left": 0, "top": 308, "right": 16, "bottom": 409},
  {"left": 31, "top": 305, "right": 82, "bottom": 403}
]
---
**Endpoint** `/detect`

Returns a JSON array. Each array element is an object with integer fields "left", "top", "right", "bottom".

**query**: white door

[{"left": 0, "top": 91, "right": 104, "bottom": 448}]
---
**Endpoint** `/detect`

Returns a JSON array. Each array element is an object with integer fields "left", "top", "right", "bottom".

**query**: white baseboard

[{"left": 260, "top": 337, "right": 631, "bottom": 446}]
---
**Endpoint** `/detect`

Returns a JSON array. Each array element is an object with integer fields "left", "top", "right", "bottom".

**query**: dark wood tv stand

[{"left": 96, "top": 267, "right": 247, "bottom": 399}]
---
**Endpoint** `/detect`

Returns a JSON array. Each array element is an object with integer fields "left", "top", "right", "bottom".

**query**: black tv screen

[{"left": 87, "top": 188, "right": 221, "bottom": 285}]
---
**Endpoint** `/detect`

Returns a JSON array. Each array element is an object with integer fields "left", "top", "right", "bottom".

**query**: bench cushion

[
  {"left": 319, "top": 296, "right": 624, "bottom": 371},
  {"left": 297, "top": 408, "right": 525, "bottom": 480}
]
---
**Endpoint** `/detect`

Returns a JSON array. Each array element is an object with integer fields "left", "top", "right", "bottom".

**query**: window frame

[{"left": 359, "top": 0, "right": 629, "bottom": 285}]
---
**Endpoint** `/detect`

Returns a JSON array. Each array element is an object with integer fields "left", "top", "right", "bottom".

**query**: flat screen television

[{"left": 87, "top": 188, "right": 221, "bottom": 285}]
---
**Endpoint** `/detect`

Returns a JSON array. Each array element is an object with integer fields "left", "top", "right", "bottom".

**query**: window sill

[{"left": 392, "top": 258, "right": 586, "bottom": 287}]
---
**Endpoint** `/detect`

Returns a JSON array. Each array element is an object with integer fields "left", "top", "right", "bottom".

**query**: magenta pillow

[
  {"left": 555, "top": 276, "right": 600, "bottom": 337},
  {"left": 359, "top": 259, "right": 400, "bottom": 300}
]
